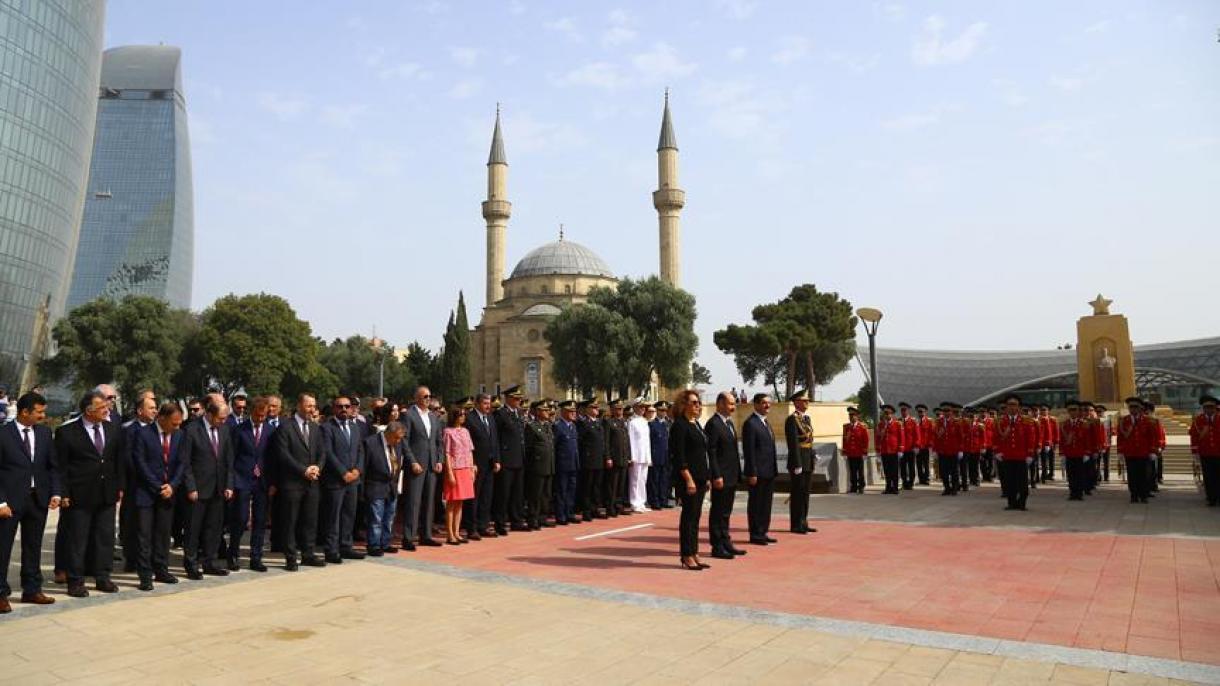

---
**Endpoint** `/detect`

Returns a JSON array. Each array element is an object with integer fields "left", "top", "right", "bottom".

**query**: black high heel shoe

[{"left": 680, "top": 557, "right": 702, "bottom": 571}]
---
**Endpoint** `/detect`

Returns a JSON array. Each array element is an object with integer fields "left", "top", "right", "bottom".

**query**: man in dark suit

[
  {"left": 493, "top": 386, "right": 527, "bottom": 535},
  {"left": 274, "top": 394, "right": 326, "bottom": 570},
  {"left": 320, "top": 395, "right": 365, "bottom": 564},
  {"left": 56, "top": 390, "right": 125, "bottom": 597},
  {"left": 784, "top": 389, "right": 817, "bottom": 535},
  {"left": 120, "top": 389, "right": 157, "bottom": 573},
  {"left": 648, "top": 402, "right": 672, "bottom": 509},
  {"left": 603, "top": 399, "right": 631, "bottom": 516},
  {"left": 464, "top": 394, "right": 499, "bottom": 539},
  {"left": 227, "top": 395, "right": 276, "bottom": 572},
  {"left": 130, "top": 402, "right": 187, "bottom": 590},
  {"left": 363, "top": 421, "right": 404, "bottom": 556},
  {"left": 179, "top": 397, "right": 235, "bottom": 579},
  {"left": 577, "top": 399, "right": 609, "bottom": 520},
  {"left": 705, "top": 391, "right": 745, "bottom": 559},
  {"left": 0, "top": 392, "right": 61, "bottom": 612},
  {"left": 552, "top": 400, "right": 580, "bottom": 525},
  {"left": 400, "top": 386, "right": 443, "bottom": 550},
  {"left": 741, "top": 393, "right": 778, "bottom": 545}
]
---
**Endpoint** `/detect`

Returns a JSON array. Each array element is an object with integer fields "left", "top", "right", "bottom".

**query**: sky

[{"left": 104, "top": 0, "right": 1219, "bottom": 401}]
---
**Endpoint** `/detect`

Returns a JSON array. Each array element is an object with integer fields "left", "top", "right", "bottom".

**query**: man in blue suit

[
  {"left": 552, "top": 400, "right": 580, "bottom": 525},
  {"left": 464, "top": 394, "right": 499, "bottom": 539},
  {"left": 130, "top": 403, "right": 187, "bottom": 590},
  {"left": 0, "top": 392, "right": 61, "bottom": 612},
  {"left": 227, "top": 395, "right": 276, "bottom": 572},
  {"left": 648, "top": 401, "right": 672, "bottom": 510},
  {"left": 320, "top": 396, "right": 365, "bottom": 563},
  {"left": 741, "top": 393, "right": 778, "bottom": 545}
]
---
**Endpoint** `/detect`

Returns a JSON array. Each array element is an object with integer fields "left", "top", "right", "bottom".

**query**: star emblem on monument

[{"left": 1088, "top": 294, "right": 1112, "bottom": 316}]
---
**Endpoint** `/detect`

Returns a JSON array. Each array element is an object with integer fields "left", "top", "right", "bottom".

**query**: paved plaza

[{"left": 2, "top": 479, "right": 1219, "bottom": 684}]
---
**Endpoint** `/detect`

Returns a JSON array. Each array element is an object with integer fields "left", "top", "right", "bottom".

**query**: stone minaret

[
  {"left": 483, "top": 105, "right": 511, "bottom": 306},
  {"left": 653, "top": 90, "right": 685, "bottom": 287}
]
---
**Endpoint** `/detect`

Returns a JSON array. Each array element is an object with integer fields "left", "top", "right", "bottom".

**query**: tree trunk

[
  {"left": 784, "top": 351, "right": 796, "bottom": 399},
  {"left": 804, "top": 351, "right": 816, "bottom": 400}
]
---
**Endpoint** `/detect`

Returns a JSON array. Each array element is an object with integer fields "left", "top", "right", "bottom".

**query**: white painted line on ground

[{"left": 574, "top": 523, "right": 654, "bottom": 541}]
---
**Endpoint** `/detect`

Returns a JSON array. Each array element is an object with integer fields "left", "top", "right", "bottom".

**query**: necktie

[
  {"left": 301, "top": 420, "right": 309, "bottom": 443},
  {"left": 388, "top": 443, "right": 398, "bottom": 472},
  {"left": 725, "top": 418, "right": 735, "bottom": 438},
  {"left": 253, "top": 423, "right": 261, "bottom": 445},
  {"left": 482, "top": 414, "right": 489, "bottom": 430},
  {"left": 161, "top": 432, "right": 171, "bottom": 478},
  {"left": 23, "top": 427, "right": 32, "bottom": 458},
  {"left": 210, "top": 427, "right": 219, "bottom": 457},
  {"left": 342, "top": 420, "right": 351, "bottom": 443},
  {"left": 92, "top": 423, "right": 104, "bottom": 454}
]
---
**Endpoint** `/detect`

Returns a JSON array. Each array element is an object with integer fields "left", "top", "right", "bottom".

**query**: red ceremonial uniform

[
  {"left": 932, "top": 417, "right": 962, "bottom": 455},
  {"left": 1041, "top": 416, "right": 1060, "bottom": 448},
  {"left": 1190, "top": 413, "right": 1220, "bottom": 457},
  {"left": 1089, "top": 418, "right": 1106, "bottom": 454},
  {"left": 1154, "top": 418, "right": 1166, "bottom": 452},
  {"left": 842, "top": 421, "right": 870, "bottom": 458},
  {"left": 1059, "top": 418, "right": 1092, "bottom": 458},
  {"left": 901, "top": 416, "right": 920, "bottom": 452},
  {"left": 875, "top": 417, "right": 904, "bottom": 454},
  {"left": 918, "top": 417, "right": 935, "bottom": 449},
  {"left": 982, "top": 416, "right": 995, "bottom": 450},
  {"left": 994, "top": 413, "right": 1036, "bottom": 461},
  {"left": 1116, "top": 414, "right": 1159, "bottom": 459},
  {"left": 967, "top": 420, "right": 986, "bottom": 453}
]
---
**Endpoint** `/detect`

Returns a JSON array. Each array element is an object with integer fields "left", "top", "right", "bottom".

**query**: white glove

[
  {"left": 1084, "top": 455, "right": 1092, "bottom": 462},
  {"left": 1025, "top": 457, "right": 1034, "bottom": 465},
  {"left": 957, "top": 452, "right": 964, "bottom": 460},
  {"left": 793, "top": 467, "right": 802, "bottom": 475},
  {"left": 994, "top": 453, "right": 1004, "bottom": 461},
  {"left": 1149, "top": 455, "right": 1157, "bottom": 462}
]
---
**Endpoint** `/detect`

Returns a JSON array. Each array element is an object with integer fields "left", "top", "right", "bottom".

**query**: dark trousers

[
  {"left": 463, "top": 462, "right": 495, "bottom": 533},
  {"left": 579, "top": 468, "right": 602, "bottom": 518},
  {"left": 916, "top": 448, "right": 931, "bottom": 484},
  {"left": 228, "top": 485, "right": 269, "bottom": 562},
  {"left": 997, "top": 454, "right": 1009, "bottom": 497},
  {"left": 493, "top": 466, "right": 524, "bottom": 529},
  {"left": 281, "top": 484, "right": 320, "bottom": 561},
  {"left": 136, "top": 500, "right": 173, "bottom": 579},
  {"left": 603, "top": 466, "right": 625, "bottom": 515},
  {"left": 64, "top": 503, "right": 115, "bottom": 584},
  {"left": 53, "top": 509, "right": 69, "bottom": 573},
  {"left": 1065, "top": 457, "right": 1086, "bottom": 498},
  {"left": 1002, "top": 460, "right": 1029, "bottom": 509},
  {"left": 1041, "top": 447, "right": 1055, "bottom": 480},
  {"left": 847, "top": 457, "right": 865, "bottom": 493},
  {"left": 1101, "top": 450, "right": 1111, "bottom": 481},
  {"left": 939, "top": 454, "right": 959, "bottom": 493},
  {"left": 678, "top": 485, "right": 706, "bottom": 558},
  {"left": 1126, "top": 458, "right": 1150, "bottom": 501},
  {"left": 958, "top": 454, "right": 972, "bottom": 489},
  {"left": 184, "top": 495, "right": 224, "bottom": 570},
  {"left": 966, "top": 453, "right": 980, "bottom": 486},
  {"left": 323, "top": 484, "right": 358, "bottom": 555},
  {"left": 981, "top": 450, "right": 995, "bottom": 481},
  {"left": 119, "top": 494, "right": 137, "bottom": 569},
  {"left": 1201, "top": 457, "right": 1220, "bottom": 505},
  {"left": 789, "top": 470, "right": 810, "bottom": 531},
  {"left": 881, "top": 454, "right": 899, "bottom": 492},
  {"left": 402, "top": 470, "right": 436, "bottom": 543},
  {"left": 0, "top": 492, "right": 48, "bottom": 597},
  {"left": 746, "top": 477, "right": 773, "bottom": 539},
  {"left": 1028, "top": 457, "right": 1039, "bottom": 485},
  {"left": 1150, "top": 455, "right": 1161, "bottom": 492},
  {"left": 707, "top": 484, "right": 735, "bottom": 553},
  {"left": 554, "top": 470, "right": 577, "bottom": 523},
  {"left": 524, "top": 472, "right": 552, "bottom": 527},
  {"left": 646, "top": 462, "right": 667, "bottom": 508},
  {"left": 900, "top": 451, "right": 916, "bottom": 489}
]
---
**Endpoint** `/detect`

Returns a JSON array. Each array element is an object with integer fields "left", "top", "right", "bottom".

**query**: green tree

[
  {"left": 856, "top": 380, "right": 877, "bottom": 424},
  {"left": 691, "top": 361, "right": 712, "bottom": 385},
  {"left": 713, "top": 284, "right": 857, "bottom": 399},
  {"left": 195, "top": 293, "right": 329, "bottom": 398},
  {"left": 39, "top": 296, "right": 188, "bottom": 402},
  {"left": 545, "top": 303, "right": 643, "bottom": 398},
  {"left": 318, "top": 335, "right": 417, "bottom": 401},
  {"left": 403, "top": 341, "right": 441, "bottom": 393},
  {"left": 439, "top": 292, "right": 472, "bottom": 401}
]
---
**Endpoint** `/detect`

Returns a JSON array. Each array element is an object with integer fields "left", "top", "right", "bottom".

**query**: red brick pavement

[{"left": 400, "top": 509, "right": 1220, "bottom": 665}]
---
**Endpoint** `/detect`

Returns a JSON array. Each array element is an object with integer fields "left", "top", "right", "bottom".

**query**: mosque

[{"left": 469, "top": 95, "right": 685, "bottom": 400}]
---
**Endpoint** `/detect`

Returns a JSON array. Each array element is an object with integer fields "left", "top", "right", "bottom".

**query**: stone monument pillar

[{"left": 1076, "top": 295, "right": 1136, "bottom": 404}]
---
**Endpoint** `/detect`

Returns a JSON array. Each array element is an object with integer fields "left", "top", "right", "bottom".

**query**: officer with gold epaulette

[
  {"left": 784, "top": 390, "right": 816, "bottom": 534},
  {"left": 523, "top": 400, "right": 555, "bottom": 530}
]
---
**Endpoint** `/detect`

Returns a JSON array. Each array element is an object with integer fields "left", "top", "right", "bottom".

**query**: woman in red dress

[{"left": 442, "top": 400, "right": 477, "bottom": 545}]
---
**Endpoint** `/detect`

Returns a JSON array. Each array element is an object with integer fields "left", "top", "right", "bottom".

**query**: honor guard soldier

[
  {"left": 980, "top": 406, "right": 997, "bottom": 482},
  {"left": 875, "top": 404, "right": 904, "bottom": 494},
  {"left": 1038, "top": 405, "right": 1059, "bottom": 482},
  {"left": 577, "top": 399, "right": 609, "bottom": 520},
  {"left": 523, "top": 400, "right": 556, "bottom": 529},
  {"left": 994, "top": 394, "right": 1037, "bottom": 510},
  {"left": 1059, "top": 400, "right": 1090, "bottom": 500},
  {"left": 1144, "top": 400, "right": 1165, "bottom": 494},
  {"left": 1020, "top": 405, "right": 1041, "bottom": 489},
  {"left": 915, "top": 404, "right": 934, "bottom": 485},
  {"left": 933, "top": 402, "right": 963, "bottom": 495},
  {"left": 964, "top": 407, "right": 984, "bottom": 488},
  {"left": 1118, "top": 397, "right": 1159, "bottom": 504},
  {"left": 1189, "top": 395, "right": 1220, "bottom": 506},
  {"left": 784, "top": 390, "right": 816, "bottom": 533},
  {"left": 1094, "top": 405, "right": 1112, "bottom": 482},
  {"left": 842, "top": 407, "right": 870, "bottom": 493},
  {"left": 551, "top": 401, "right": 580, "bottom": 525},
  {"left": 898, "top": 402, "right": 920, "bottom": 490}
]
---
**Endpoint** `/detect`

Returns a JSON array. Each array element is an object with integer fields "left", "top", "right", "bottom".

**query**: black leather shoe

[
  {"left": 226, "top": 558, "right": 240, "bottom": 572},
  {"left": 202, "top": 566, "right": 229, "bottom": 577},
  {"left": 249, "top": 561, "right": 268, "bottom": 572},
  {"left": 301, "top": 557, "right": 327, "bottom": 567},
  {"left": 419, "top": 538, "right": 443, "bottom": 547},
  {"left": 284, "top": 560, "right": 299, "bottom": 572},
  {"left": 67, "top": 583, "right": 89, "bottom": 598},
  {"left": 728, "top": 547, "right": 747, "bottom": 556},
  {"left": 340, "top": 550, "right": 366, "bottom": 560},
  {"left": 186, "top": 568, "right": 204, "bottom": 581},
  {"left": 711, "top": 550, "right": 735, "bottom": 560},
  {"left": 749, "top": 538, "right": 769, "bottom": 545},
  {"left": 95, "top": 579, "right": 118, "bottom": 593},
  {"left": 324, "top": 554, "right": 343, "bottom": 564},
  {"left": 367, "top": 548, "right": 384, "bottom": 557},
  {"left": 154, "top": 571, "right": 179, "bottom": 584},
  {"left": 495, "top": 528, "right": 509, "bottom": 536},
  {"left": 384, "top": 545, "right": 399, "bottom": 554},
  {"left": 764, "top": 536, "right": 778, "bottom": 543},
  {"left": 466, "top": 532, "right": 482, "bottom": 541},
  {"left": 510, "top": 523, "right": 529, "bottom": 532},
  {"left": 138, "top": 579, "right": 154, "bottom": 592},
  {"left": 402, "top": 542, "right": 417, "bottom": 552}
]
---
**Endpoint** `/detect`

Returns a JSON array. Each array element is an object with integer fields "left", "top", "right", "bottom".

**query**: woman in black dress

[{"left": 669, "top": 389, "right": 711, "bottom": 571}]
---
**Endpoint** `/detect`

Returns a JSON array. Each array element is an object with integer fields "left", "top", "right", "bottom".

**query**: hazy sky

[{"left": 105, "top": 1, "right": 1219, "bottom": 401}]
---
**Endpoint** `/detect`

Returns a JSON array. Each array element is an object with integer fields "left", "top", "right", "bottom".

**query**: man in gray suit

[{"left": 399, "top": 386, "right": 444, "bottom": 550}]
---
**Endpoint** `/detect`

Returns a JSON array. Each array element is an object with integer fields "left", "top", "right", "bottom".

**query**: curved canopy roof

[{"left": 101, "top": 45, "right": 183, "bottom": 93}]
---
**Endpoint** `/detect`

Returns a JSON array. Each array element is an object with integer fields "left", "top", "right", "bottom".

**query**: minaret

[
  {"left": 483, "top": 104, "right": 511, "bottom": 306},
  {"left": 653, "top": 89, "right": 685, "bottom": 287}
]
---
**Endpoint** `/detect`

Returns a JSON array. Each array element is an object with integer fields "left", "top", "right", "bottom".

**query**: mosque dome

[{"left": 509, "top": 238, "right": 614, "bottom": 279}]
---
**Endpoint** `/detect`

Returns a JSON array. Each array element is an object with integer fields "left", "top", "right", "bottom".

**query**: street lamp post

[{"left": 856, "top": 307, "right": 883, "bottom": 423}]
